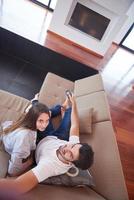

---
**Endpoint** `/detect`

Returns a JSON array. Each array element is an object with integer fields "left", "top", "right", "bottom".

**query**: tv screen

[{"left": 68, "top": 3, "right": 110, "bottom": 40}]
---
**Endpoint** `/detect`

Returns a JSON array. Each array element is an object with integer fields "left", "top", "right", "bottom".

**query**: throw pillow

[
  {"left": 40, "top": 168, "right": 95, "bottom": 187},
  {"left": 78, "top": 107, "right": 93, "bottom": 134}
]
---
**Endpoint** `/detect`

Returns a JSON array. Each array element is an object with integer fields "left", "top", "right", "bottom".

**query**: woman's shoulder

[
  {"left": 15, "top": 128, "right": 36, "bottom": 135},
  {"left": 10, "top": 129, "right": 36, "bottom": 145},
  {"left": 1, "top": 121, "right": 13, "bottom": 129}
]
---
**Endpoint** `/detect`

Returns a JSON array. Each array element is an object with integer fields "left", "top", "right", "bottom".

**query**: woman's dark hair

[
  {"left": 4, "top": 102, "right": 50, "bottom": 134},
  {"left": 72, "top": 143, "right": 94, "bottom": 170}
]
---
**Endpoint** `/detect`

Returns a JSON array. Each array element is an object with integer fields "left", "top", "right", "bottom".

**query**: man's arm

[
  {"left": 69, "top": 94, "right": 79, "bottom": 137},
  {"left": 0, "top": 170, "right": 38, "bottom": 194}
]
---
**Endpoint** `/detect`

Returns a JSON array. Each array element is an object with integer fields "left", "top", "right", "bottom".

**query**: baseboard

[{"left": 47, "top": 30, "right": 103, "bottom": 58}]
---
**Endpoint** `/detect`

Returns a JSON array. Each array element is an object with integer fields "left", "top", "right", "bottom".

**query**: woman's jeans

[{"left": 36, "top": 104, "right": 71, "bottom": 144}]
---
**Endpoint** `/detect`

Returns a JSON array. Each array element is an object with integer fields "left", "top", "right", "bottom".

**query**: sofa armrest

[
  {"left": 76, "top": 91, "right": 111, "bottom": 123},
  {"left": 74, "top": 73, "right": 104, "bottom": 97},
  {"left": 80, "top": 121, "right": 129, "bottom": 200}
]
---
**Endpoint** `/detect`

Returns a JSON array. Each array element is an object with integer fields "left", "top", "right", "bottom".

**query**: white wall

[
  {"left": 49, "top": 0, "right": 134, "bottom": 56},
  {"left": 114, "top": 1, "right": 134, "bottom": 44}
]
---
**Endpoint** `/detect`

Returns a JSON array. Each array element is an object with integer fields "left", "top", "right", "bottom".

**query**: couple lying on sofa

[{"left": 0, "top": 91, "right": 94, "bottom": 194}]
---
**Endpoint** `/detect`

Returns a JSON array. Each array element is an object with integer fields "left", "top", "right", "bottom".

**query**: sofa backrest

[
  {"left": 39, "top": 72, "right": 74, "bottom": 107},
  {"left": 0, "top": 90, "right": 30, "bottom": 123},
  {"left": 38, "top": 72, "right": 74, "bottom": 129}
]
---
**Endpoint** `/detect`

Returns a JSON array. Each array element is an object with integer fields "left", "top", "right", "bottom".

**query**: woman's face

[{"left": 36, "top": 113, "right": 50, "bottom": 131}]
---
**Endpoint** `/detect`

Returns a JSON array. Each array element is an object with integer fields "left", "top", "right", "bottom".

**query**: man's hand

[{"left": 67, "top": 92, "right": 76, "bottom": 106}]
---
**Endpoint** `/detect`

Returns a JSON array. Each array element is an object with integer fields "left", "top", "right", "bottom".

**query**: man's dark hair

[{"left": 72, "top": 143, "right": 94, "bottom": 170}]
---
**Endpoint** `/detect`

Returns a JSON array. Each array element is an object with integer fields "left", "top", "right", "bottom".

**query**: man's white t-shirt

[{"left": 32, "top": 135, "right": 80, "bottom": 183}]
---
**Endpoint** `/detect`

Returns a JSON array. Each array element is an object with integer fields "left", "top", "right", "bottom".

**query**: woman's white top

[{"left": 1, "top": 121, "right": 36, "bottom": 174}]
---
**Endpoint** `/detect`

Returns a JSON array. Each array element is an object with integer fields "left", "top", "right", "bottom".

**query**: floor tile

[
  {"left": 0, "top": 51, "right": 25, "bottom": 90},
  {"left": 7, "top": 81, "right": 40, "bottom": 100},
  {"left": 14, "top": 62, "right": 48, "bottom": 90}
]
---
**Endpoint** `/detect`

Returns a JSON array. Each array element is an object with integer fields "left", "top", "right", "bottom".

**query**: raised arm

[{"left": 69, "top": 94, "right": 79, "bottom": 137}]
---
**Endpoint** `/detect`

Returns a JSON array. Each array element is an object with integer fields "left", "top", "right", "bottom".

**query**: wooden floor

[{"left": 44, "top": 32, "right": 134, "bottom": 200}]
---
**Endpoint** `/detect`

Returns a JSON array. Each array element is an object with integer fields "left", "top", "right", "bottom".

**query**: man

[{"left": 0, "top": 93, "right": 94, "bottom": 194}]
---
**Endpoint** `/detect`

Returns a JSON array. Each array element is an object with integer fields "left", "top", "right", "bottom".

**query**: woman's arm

[
  {"left": 8, "top": 155, "right": 34, "bottom": 177},
  {"left": 8, "top": 132, "right": 35, "bottom": 176}
]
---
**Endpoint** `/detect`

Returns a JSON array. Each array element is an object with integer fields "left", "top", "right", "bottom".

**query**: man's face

[
  {"left": 58, "top": 143, "right": 82, "bottom": 162},
  {"left": 36, "top": 113, "right": 50, "bottom": 131}
]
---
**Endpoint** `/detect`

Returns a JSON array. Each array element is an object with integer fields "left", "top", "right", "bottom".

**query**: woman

[{"left": 0, "top": 103, "right": 50, "bottom": 177}]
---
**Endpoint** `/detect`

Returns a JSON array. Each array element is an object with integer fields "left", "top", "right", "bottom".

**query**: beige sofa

[{"left": 0, "top": 72, "right": 128, "bottom": 200}]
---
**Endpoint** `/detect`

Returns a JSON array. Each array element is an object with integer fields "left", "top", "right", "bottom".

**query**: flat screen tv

[{"left": 68, "top": 3, "right": 110, "bottom": 40}]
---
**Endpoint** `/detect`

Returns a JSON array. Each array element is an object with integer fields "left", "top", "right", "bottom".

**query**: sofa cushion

[
  {"left": 24, "top": 185, "right": 106, "bottom": 200},
  {"left": 74, "top": 74, "right": 104, "bottom": 97},
  {"left": 76, "top": 91, "right": 111, "bottom": 123},
  {"left": 0, "top": 90, "right": 30, "bottom": 123},
  {"left": 39, "top": 72, "right": 74, "bottom": 107},
  {"left": 41, "top": 169, "right": 94, "bottom": 187},
  {"left": 80, "top": 121, "right": 129, "bottom": 200},
  {"left": 78, "top": 107, "right": 93, "bottom": 134},
  {"left": 0, "top": 142, "right": 10, "bottom": 178}
]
